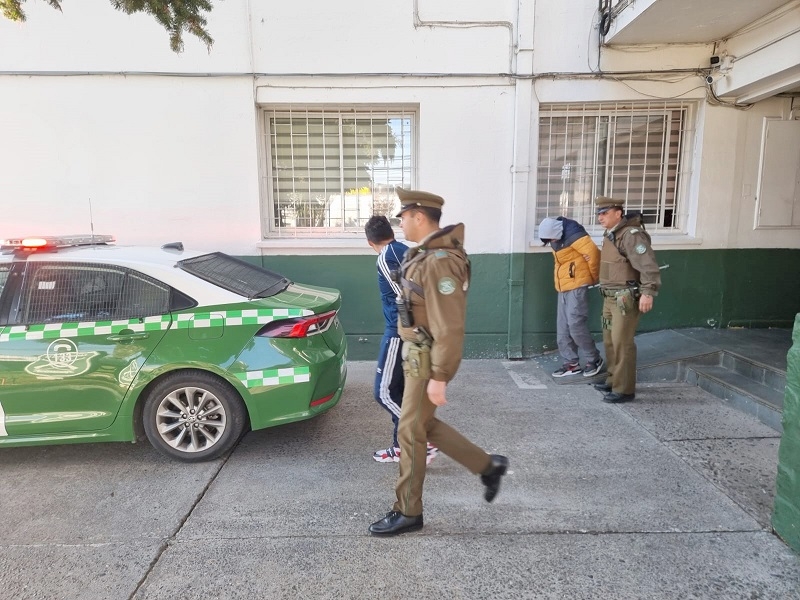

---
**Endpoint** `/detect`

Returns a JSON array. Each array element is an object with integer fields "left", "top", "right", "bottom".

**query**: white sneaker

[
  {"left": 373, "top": 445, "right": 438, "bottom": 464},
  {"left": 553, "top": 362, "right": 583, "bottom": 377},
  {"left": 583, "top": 357, "right": 605, "bottom": 377},
  {"left": 426, "top": 443, "right": 438, "bottom": 465},
  {"left": 372, "top": 447, "right": 400, "bottom": 463}
]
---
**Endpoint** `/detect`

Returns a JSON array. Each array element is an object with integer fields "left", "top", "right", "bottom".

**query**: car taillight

[{"left": 257, "top": 310, "right": 337, "bottom": 338}]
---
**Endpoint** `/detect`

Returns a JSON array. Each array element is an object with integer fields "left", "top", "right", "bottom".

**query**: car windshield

[{"left": 177, "top": 252, "right": 291, "bottom": 299}]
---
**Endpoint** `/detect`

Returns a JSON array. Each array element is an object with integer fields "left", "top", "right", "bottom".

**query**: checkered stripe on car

[
  {"left": 0, "top": 316, "right": 172, "bottom": 341},
  {"left": 173, "top": 308, "right": 313, "bottom": 328},
  {"left": 235, "top": 367, "right": 311, "bottom": 388},
  {"left": 0, "top": 308, "right": 315, "bottom": 342}
]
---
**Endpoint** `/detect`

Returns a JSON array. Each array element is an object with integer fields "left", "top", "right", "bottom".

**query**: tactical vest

[{"left": 600, "top": 225, "right": 643, "bottom": 288}]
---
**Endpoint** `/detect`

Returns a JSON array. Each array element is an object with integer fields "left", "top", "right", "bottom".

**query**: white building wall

[
  {"left": 0, "top": 0, "right": 797, "bottom": 255},
  {"left": 0, "top": 0, "right": 252, "bottom": 72},
  {"left": 249, "top": 2, "right": 514, "bottom": 74},
  {"left": 532, "top": 0, "right": 800, "bottom": 251},
  {"left": 0, "top": 1, "right": 519, "bottom": 255},
  {"left": 0, "top": 75, "right": 263, "bottom": 254},
  {"left": 0, "top": 0, "right": 514, "bottom": 74}
]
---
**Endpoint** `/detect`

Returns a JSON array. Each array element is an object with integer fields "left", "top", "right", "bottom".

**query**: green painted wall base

[
  {"left": 251, "top": 248, "right": 800, "bottom": 360},
  {"left": 773, "top": 313, "right": 800, "bottom": 554}
]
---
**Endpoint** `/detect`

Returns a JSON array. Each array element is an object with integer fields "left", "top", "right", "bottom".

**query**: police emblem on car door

[{"left": 0, "top": 262, "right": 172, "bottom": 436}]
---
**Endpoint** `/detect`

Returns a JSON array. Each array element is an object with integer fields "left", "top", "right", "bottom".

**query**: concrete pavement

[{"left": 1, "top": 359, "right": 798, "bottom": 599}]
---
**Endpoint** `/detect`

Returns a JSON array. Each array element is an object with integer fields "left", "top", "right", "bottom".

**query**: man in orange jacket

[{"left": 539, "top": 216, "right": 604, "bottom": 378}]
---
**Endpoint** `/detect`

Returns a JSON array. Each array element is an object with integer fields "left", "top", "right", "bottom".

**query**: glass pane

[
  {"left": 178, "top": 253, "right": 288, "bottom": 298},
  {"left": 536, "top": 115, "right": 598, "bottom": 226},
  {"left": 119, "top": 273, "right": 170, "bottom": 318},
  {"left": 0, "top": 264, "right": 10, "bottom": 297},
  {"left": 268, "top": 110, "right": 414, "bottom": 232},
  {"left": 20, "top": 264, "right": 169, "bottom": 323},
  {"left": 537, "top": 103, "right": 688, "bottom": 232},
  {"left": 607, "top": 114, "right": 668, "bottom": 219}
]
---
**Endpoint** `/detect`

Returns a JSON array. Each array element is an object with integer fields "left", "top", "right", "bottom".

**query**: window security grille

[
  {"left": 537, "top": 102, "right": 693, "bottom": 234},
  {"left": 21, "top": 263, "right": 170, "bottom": 325},
  {"left": 263, "top": 108, "right": 415, "bottom": 237}
]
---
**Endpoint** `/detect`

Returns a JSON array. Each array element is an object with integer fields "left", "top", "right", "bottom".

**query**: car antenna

[{"left": 89, "top": 197, "right": 95, "bottom": 243}]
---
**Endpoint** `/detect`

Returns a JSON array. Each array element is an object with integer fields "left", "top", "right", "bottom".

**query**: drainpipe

[{"left": 507, "top": 0, "right": 535, "bottom": 358}]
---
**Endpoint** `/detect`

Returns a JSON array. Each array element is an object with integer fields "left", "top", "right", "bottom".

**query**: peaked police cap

[
  {"left": 595, "top": 196, "right": 624, "bottom": 214},
  {"left": 395, "top": 187, "right": 445, "bottom": 217}
]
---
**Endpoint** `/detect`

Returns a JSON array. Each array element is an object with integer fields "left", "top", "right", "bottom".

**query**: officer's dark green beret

[
  {"left": 595, "top": 196, "right": 624, "bottom": 214},
  {"left": 396, "top": 187, "right": 445, "bottom": 217}
]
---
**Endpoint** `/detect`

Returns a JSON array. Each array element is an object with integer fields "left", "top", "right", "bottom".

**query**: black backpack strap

[{"left": 401, "top": 277, "right": 425, "bottom": 298}]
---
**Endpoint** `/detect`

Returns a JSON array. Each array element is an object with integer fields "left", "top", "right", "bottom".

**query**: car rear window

[{"left": 177, "top": 252, "right": 291, "bottom": 299}]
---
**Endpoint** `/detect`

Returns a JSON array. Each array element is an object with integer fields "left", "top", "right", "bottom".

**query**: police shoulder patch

[
  {"left": 635, "top": 243, "right": 647, "bottom": 254},
  {"left": 628, "top": 228, "right": 640, "bottom": 234},
  {"left": 437, "top": 277, "right": 457, "bottom": 295},
  {"left": 434, "top": 250, "right": 449, "bottom": 259}
]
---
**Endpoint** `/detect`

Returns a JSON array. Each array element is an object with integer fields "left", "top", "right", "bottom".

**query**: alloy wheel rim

[{"left": 155, "top": 386, "right": 227, "bottom": 453}]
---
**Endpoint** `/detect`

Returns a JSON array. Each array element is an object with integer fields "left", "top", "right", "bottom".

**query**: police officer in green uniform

[
  {"left": 369, "top": 188, "right": 509, "bottom": 536},
  {"left": 594, "top": 197, "right": 661, "bottom": 403}
]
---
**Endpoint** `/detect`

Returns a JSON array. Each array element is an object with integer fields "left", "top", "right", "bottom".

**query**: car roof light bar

[{"left": 0, "top": 234, "right": 115, "bottom": 252}]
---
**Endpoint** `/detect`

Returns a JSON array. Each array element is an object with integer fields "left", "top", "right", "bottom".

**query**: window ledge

[
  {"left": 594, "top": 233, "right": 704, "bottom": 248},
  {"left": 529, "top": 233, "right": 704, "bottom": 250},
  {"left": 257, "top": 237, "right": 373, "bottom": 254},
  {"left": 648, "top": 234, "right": 704, "bottom": 247}
]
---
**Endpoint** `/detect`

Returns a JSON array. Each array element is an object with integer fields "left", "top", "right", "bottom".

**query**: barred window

[
  {"left": 537, "top": 102, "right": 693, "bottom": 234},
  {"left": 20, "top": 263, "right": 171, "bottom": 324},
  {"left": 263, "top": 107, "right": 415, "bottom": 237}
]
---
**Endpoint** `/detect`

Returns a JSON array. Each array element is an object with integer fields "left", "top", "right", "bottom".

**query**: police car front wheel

[{"left": 142, "top": 371, "right": 247, "bottom": 462}]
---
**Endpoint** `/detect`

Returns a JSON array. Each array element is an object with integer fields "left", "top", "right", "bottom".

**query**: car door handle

[{"left": 107, "top": 332, "right": 150, "bottom": 342}]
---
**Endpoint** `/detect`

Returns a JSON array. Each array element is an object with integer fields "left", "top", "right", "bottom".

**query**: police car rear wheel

[{"left": 142, "top": 371, "right": 247, "bottom": 462}]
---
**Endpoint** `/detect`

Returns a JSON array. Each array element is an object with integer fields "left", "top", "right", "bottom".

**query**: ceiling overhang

[{"left": 603, "top": 0, "right": 800, "bottom": 103}]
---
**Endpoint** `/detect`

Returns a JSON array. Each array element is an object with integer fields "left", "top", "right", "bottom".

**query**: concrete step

[
  {"left": 636, "top": 351, "right": 720, "bottom": 384},
  {"left": 720, "top": 351, "right": 787, "bottom": 394},
  {"left": 631, "top": 350, "right": 787, "bottom": 434},
  {"left": 686, "top": 364, "right": 784, "bottom": 433}
]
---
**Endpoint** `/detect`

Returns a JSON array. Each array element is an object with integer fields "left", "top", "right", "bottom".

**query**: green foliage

[
  {"left": 1, "top": 0, "right": 215, "bottom": 52},
  {"left": 0, "top": 0, "right": 61, "bottom": 21}
]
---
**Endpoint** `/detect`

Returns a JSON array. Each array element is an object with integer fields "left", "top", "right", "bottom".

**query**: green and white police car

[{"left": 0, "top": 235, "right": 347, "bottom": 461}]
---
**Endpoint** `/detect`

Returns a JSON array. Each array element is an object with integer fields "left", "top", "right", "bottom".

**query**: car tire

[{"left": 142, "top": 371, "right": 247, "bottom": 462}]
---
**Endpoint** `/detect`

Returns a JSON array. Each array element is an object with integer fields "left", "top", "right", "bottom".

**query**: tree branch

[{"left": 2, "top": 0, "right": 215, "bottom": 52}]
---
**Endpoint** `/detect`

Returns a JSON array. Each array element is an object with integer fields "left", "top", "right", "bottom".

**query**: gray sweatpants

[{"left": 557, "top": 286, "right": 600, "bottom": 364}]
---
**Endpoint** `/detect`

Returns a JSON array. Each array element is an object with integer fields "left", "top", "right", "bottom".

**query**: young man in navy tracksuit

[{"left": 365, "top": 216, "right": 437, "bottom": 464}]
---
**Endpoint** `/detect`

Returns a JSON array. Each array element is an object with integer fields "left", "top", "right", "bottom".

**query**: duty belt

[{"left": 600, "top": 288, "right": 622, "bottom": 297}]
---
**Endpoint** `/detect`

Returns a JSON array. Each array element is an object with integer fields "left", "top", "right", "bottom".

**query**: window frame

[
  {"left": 536, "top": 101, "right": 695, "bottom": 236},
  {"left": 259, "top": 105, "right": 418, "bottom": 239}
]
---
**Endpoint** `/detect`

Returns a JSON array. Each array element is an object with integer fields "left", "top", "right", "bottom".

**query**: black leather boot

[{"left": 480, "top": 454, "right": 509, "bottom": 502}]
